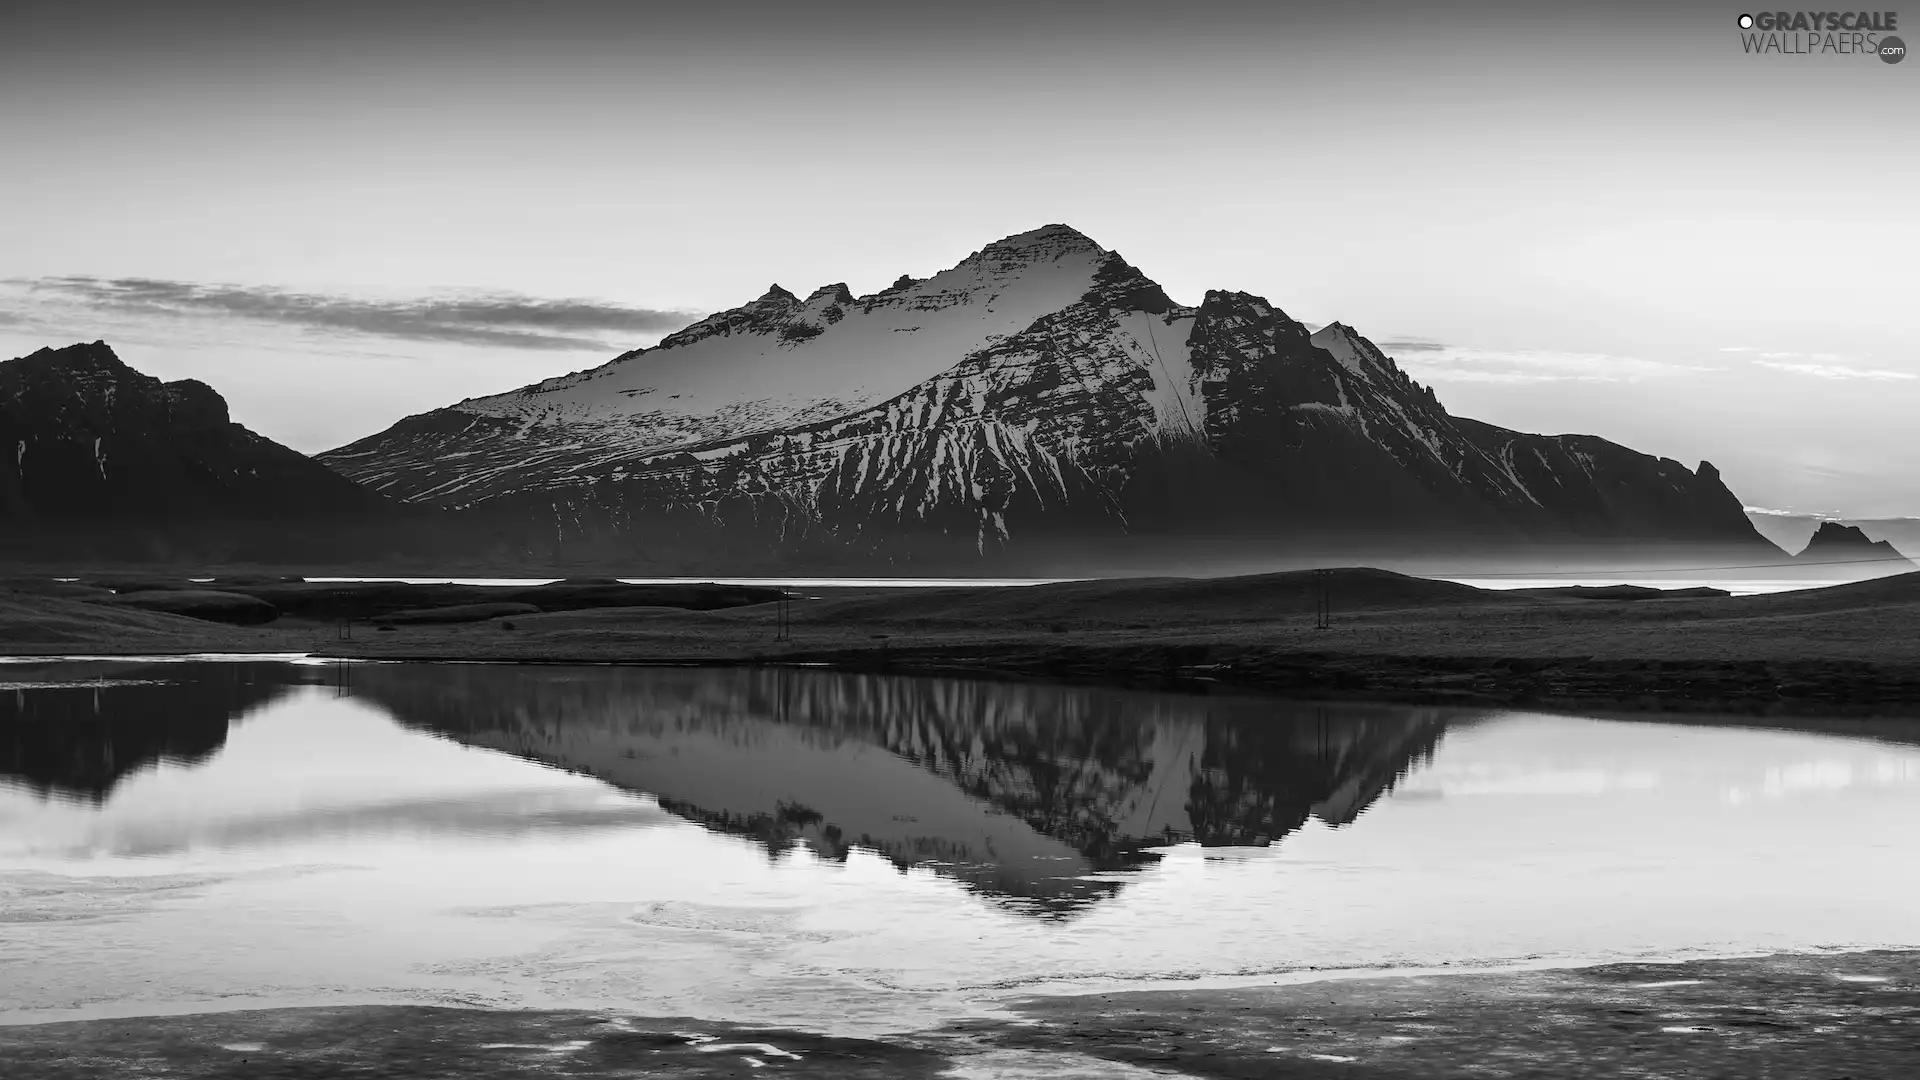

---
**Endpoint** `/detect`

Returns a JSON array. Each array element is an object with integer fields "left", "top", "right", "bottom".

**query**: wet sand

[{"left": 4, "top": 950, "right": 1916, "bottom": 1078}]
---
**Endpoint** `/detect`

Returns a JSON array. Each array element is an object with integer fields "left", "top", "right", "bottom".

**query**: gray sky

[{"left": 2, "top": 0, "right": 1915, "bottom": 514}]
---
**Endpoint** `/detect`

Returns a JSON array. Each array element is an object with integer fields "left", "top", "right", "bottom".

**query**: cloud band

[{"left": 15, "top": 276, "right": 701, "bottom": 352}]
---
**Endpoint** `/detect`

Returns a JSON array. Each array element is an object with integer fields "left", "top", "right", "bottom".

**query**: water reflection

[
  {"left": 0, "top": 661, "right": 300, "bottom": 801},
  {"left": 342, "top": 665, "right": 1458, "bottom": 908},
  {"left": 13, "top": 662, "right": 1920, "bottom": 915},
  {"left": 0, "top": 662, "right": 1459, "bottom": 909},
  {"left": 7, "top": 661, "right": 1920, "bottom": 1027}
]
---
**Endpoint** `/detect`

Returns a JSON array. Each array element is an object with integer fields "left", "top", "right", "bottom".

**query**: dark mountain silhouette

[
  {"left": 1745, "top": 509, "right": 1920, "bottom": 563},
  {"left": 0, "top": 342, "right": 456, "bottom": 563},
  {"left": 345, "top": 663, "right": 1461, "bottom": 911},
  {"left": 0, "top": 661, "right": 298, "bottom": 800},
  {"left": 1797, "top": 521, "right": 1914, "bottom": 570},
  {"left": 323, "top": 225, "right": 1781, "bottom": 572}
]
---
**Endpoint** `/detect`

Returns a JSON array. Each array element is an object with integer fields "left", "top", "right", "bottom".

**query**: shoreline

[
  {"left": 12, "top": 643, "right": 1920, "bottom": 719},
  {"left": 4, "top": 948, "right": 1916, "bottom": 1078},
  {"left": 9, "top": 566, "right": 1920, "bottom": 717}
]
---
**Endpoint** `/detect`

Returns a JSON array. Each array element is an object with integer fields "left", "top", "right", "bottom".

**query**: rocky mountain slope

[
  {"left": 306, "top": 225, "right": 1779, "bottom": 571},
  {"left": 0, "top": 342, "right": 403, "bottom": 561}
]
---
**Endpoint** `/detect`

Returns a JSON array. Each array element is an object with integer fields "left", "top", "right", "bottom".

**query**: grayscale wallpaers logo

[{"left": 1737, "top": 10, "right": 1905, "bottom": 60}]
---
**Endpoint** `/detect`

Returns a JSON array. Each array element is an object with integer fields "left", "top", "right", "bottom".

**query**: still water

[{"left": 4, "top": 660, "right": 1919, "bottom": 1034}]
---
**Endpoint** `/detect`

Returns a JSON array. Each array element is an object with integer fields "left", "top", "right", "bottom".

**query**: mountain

[
  {"left": 0, "top": 342, "right": 410, "bottom": 561},
  {"left": 1745, "top": 509, "right": 1920, "bottom": 562},
  {"left": 319, "top": 225, "right": 1781, "bottom": 573},
  {"left": 1796, "top": 521, "right": 1914, "bottom": 572},
  {"left": 325, "top": 228, "right": 1116, "bottom": 506}
]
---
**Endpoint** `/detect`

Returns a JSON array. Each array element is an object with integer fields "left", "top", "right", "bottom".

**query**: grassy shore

[
  {"left": 6, "top": 568, "right": 1920, "bottom": 713},
  {"left": 4, "top": 949, "right": 1916, "bottom": 1078}
]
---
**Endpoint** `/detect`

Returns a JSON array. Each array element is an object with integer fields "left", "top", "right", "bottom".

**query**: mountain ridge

[
  {"left": 3, "top": 225, "right": 1787, "bottom": 573},
  {"left": 0, "top": 341, "right": 412, "bottom": 561},
  {"left": 325, "top": 224, "right": 1119, "bottom": 505},
  {"left": 314, "top": 224, "right": 1780, "bottom": 571}
]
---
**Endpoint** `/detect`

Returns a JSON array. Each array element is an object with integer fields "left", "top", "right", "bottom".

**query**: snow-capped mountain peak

[
  {"left": 319, "top": 224, "right": 1775, "bottom": 572},
  {"left": 1310, "top": 321, "right": 1403, "bottom": 381},
  {"left": 328, "top": 225, "right": 1122, "bottom": 501}
]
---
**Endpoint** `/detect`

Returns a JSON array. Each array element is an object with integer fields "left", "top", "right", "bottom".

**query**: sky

[{"left": 1, "top": 0, "right": 1915, "bottom": 515}]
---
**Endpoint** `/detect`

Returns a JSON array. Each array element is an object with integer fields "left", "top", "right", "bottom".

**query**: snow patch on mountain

[
  {"left": 458, "top": 225, "right": 1108, "bottom": 444},
  {"left": 1120, "top": 311, "right": 1205, "bottom": 441}
]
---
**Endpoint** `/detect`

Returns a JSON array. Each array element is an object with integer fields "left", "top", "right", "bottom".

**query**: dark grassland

[{"left": 6, "top": 568, "right": 1920, "bottom": 713}]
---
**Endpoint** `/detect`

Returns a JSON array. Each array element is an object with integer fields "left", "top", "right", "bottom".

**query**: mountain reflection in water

[
  {"left": 0, "top": 662, "right": 1460, "bottom": 911},
  {"left": 0, "top": 660, "right": 298, "bottom": 801}
]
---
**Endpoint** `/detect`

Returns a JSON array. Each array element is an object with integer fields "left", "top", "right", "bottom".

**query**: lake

[{"left": 4, "top": 659, "right": 1918, "bottom": 1036}]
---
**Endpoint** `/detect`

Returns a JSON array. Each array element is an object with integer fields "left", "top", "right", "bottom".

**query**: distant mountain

[
  {"left": 1796, "top": 521, "right": 1915, "bottom": 571},
  {"left": 0, "top": 342, "right": 417, "bottom": 562},
  {"left": 323, "top": 225, "right": 1779, "bottom": 572},
  {"left": 1745, "top": 509, "right": 1920, "bottom": 564}
]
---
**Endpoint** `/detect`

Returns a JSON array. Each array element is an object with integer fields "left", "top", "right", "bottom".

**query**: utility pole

[
  {"left": 1313, "top": 569, "right": 1331, "bottom": 630},
  {"left": 774, "top": 586, "right": 792, "bottom": 642}
]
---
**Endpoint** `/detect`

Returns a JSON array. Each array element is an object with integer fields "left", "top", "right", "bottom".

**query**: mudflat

[{"left": 7, "top": 568, "right": 1920, "bottom": 713}]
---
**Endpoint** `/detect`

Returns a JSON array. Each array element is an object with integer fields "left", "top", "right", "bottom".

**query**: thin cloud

[
  {"left": 1755, "top": 359, "right": 1916, "bottom": 381},
  {"left": 1412, "top": 369, "right": 1613, "bottom": 385},
  {"left": 1373, "top": 339, "right": 1446, "bottom": 352},
  {"left": 1393, "top": 345, "right": 1714, "bottom": 384},
  {"left": 16, "top": 276, "right": 702, "bottom": 352},
  {"left": 1742, "top": 505, "right": 1836, "bottom": 518}
]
